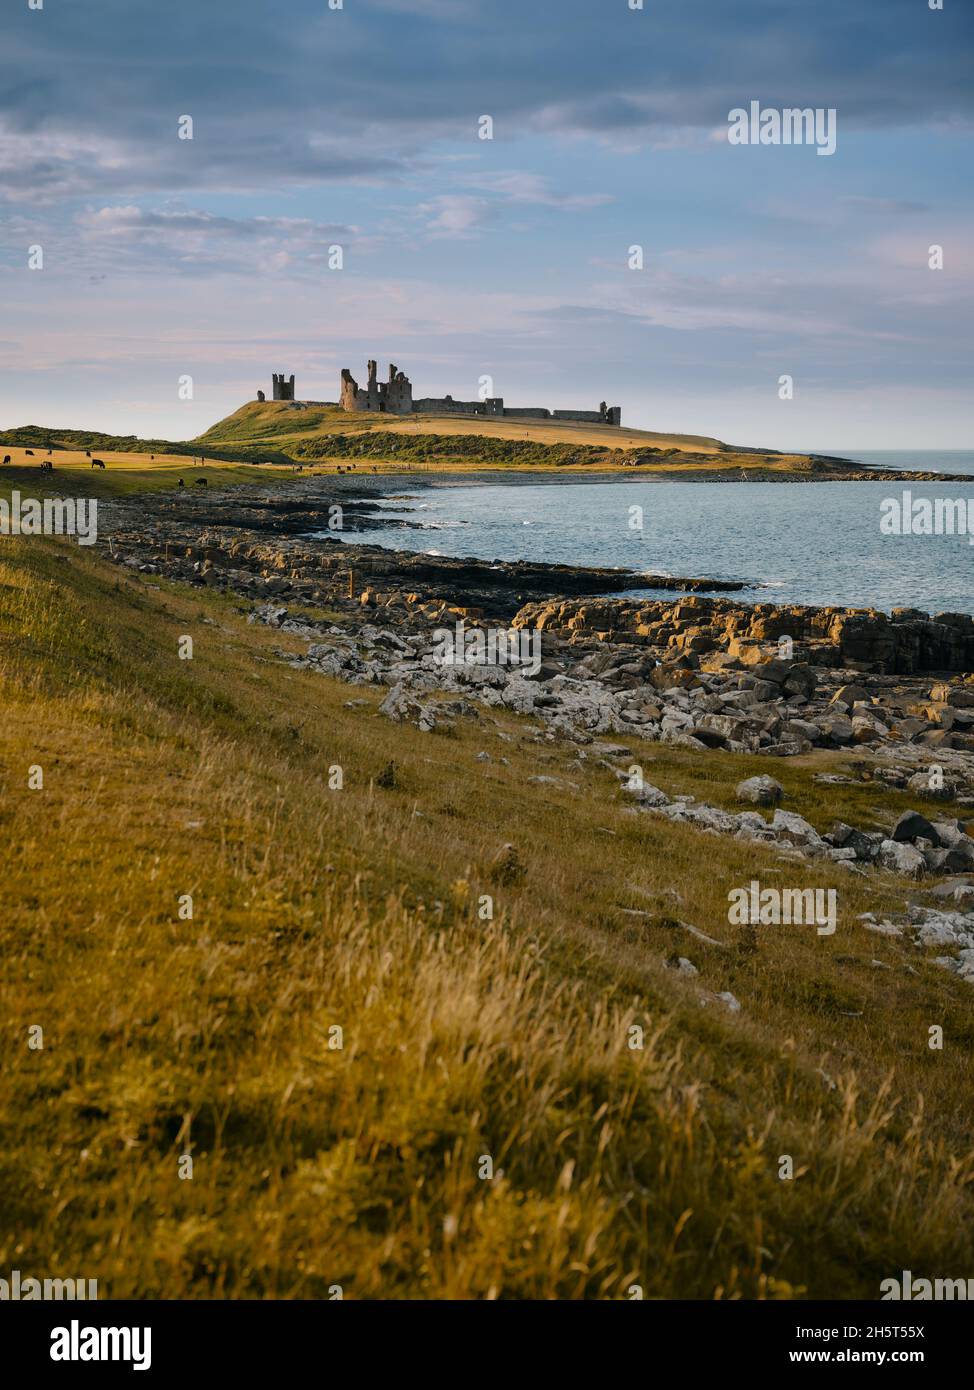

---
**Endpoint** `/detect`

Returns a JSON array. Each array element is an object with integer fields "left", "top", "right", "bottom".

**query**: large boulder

[
  {"left": 906, "top": 770, "right": 956, "bottom": 801},
  {"left": 771, "top": 809, "right": 824, "bottom": 849},
  {"left": 878, "top": 839, "right": 926, "bottom": 877},
  {"left": 891, "top": 810, "right": 939, "bottom": 845},
  {"left": 736, "top": 774, "right": 784, "bottom": 807}
]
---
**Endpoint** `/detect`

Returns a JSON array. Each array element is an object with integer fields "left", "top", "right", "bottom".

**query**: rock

[
  {"left": 786, "top": 718, "right": 822, "bottom": 742},
  {"left": 906, "top": 770, "right": 956, "bottom": 800},
  {"left": 852, "top": 714, "right": 888, "bottom": 743},
  {"left": 744, "top": 659, "right": 792, "bottom": 684},
  {"left": 715, "top": 991, "right": 741, "bottom": 1013},
  {"left": 816, "top": 714, "right": 854, "bottom": 743},
  {"left": 379, "top": 682, "right": 438, "bottom": 732},
  {"left": 669, "top": 956, "right": 699, "bottom": 976},
  {"left": 832, "top": 682, "right": 868, "bottom": 707},
  {"left": 930, "top": 682, "right": 974, "bottom": 708},
  {"left": 891, "top": 810, "right": 939, "bottom": 845},
  {"left": 624, "top": 780, "right": 670, "bottom": 808},
  {"left": 771, "top": 809, "right": 823, "bottom": 849},
  {"left": 830, "top": 822, "right": 879, "bottom": 861},
  {"left": 878, "top": 839, "right": 926, "bottom": 877},
  {"left": 944, "top": 838, "right": 974, "bottom": 873},
  {"left": 735, "top": 775, "right": 784, "bottom": 807},
  {"left": 782, "top": 664, "right": 817, "bottom": 699}
]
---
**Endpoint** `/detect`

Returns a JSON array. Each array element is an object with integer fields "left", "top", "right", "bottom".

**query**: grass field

[
  {"left": 2, "top": 531, "right": 973, "bottom": 1298},
  {"left": 0, "top": 448, "right": 313, "bottom": 497},
  {"left": 197, "top": 400, "right": 823, "bottom": 475},
  {"left": 197, "top": 399, "right": 731, "bottom": 454},
  {"left": 1, "top": 402, "right": 839, "bottom": 481}
]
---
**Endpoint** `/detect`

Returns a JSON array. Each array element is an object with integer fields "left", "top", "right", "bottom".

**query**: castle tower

[
  {"left": 272, "top": 373, "right": 295, "bottom": 401},
  {"left": 385, "top": 363, "right": 413, "bottom": 415}
]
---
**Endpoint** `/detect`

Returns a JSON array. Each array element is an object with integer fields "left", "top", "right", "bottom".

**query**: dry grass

[
  {"left": 1, "top": 539, "right": 973, "bottom": 1299},
  {"left": 0, "top": 448, "right": 289, "bottom": 496}
]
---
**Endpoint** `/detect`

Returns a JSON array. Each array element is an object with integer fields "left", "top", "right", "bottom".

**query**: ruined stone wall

[
  {"left": 339, "top": 358, "right": 621, "bottom": 424},
  {"left": 413, "top": 397, "right": 487, "bottom": 415},
  {"left": 341, "top": 362, "right": 412, "bottom": 414}
]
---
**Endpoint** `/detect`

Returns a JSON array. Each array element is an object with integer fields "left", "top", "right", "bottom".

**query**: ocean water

[
  {"left": 343, "top": 455, "right": 974, "bottom": 615},
  {"left": 843, "top": 450, "right": 974, "bottom": 475}
]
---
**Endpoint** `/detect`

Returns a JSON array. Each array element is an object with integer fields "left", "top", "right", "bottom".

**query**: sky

[{"left": 0, "top": 0, "right": 971, "bottom": 450}]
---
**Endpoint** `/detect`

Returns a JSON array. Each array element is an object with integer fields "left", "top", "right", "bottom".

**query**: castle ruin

[
  {"left": 261, "top": 362, "right": 621, "bottom": 425},
  {"left": 338, "top": 361, "right": 621, "bottom": 425},
  {"left": 340, "top": 360, "right": 413, "bottom": 415}
]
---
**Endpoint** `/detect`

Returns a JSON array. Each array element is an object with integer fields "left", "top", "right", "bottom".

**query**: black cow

[
  {"left": 194, "top": 478, "right": 208, "bottom": 487},
  {"left": 25, "top": 449, "right": 34, "bottom": 456},
  {"left": 2, "top": 455, "right": 10, "bottom": 465},
  {"left": 91, "top": 459, "right": 106, "bottom": 469}
]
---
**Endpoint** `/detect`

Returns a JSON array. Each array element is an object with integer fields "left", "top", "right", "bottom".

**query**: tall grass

[{"left": 1, "top": 539, "right": 972, "bottom": 1298}]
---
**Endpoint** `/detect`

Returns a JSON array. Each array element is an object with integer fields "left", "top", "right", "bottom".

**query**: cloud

[
  {"left": 462, "top": 171, "right": 613, "bottom": 210},
  {"left": 840, "top": 196, "right": 929, "bottom": 214},
  {"left": 417, "top": 194, "right": 490, "bottom": 237},
  {"left": 1, "top": 0, "right": 970, "bottom": 208}
]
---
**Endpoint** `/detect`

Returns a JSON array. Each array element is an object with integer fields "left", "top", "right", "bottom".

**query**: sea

[{"left": 335, "top": 451, "right": 974, "bottom": 617}]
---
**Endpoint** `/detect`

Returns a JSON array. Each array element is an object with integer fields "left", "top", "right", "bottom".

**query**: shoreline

[{"left": 99, "top": 477, "right": 974, "bottom": 636}]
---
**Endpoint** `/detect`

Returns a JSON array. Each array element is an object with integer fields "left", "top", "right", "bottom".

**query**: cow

[
  {"left": 177, "top": 478, "right": 185, "bottom": 488},
  {"left": 91, "top": 458, "right": 106, "bottom": 469},
  {"left": 194, "top": 478, "right": 208, "bottom": 487},
  {"left": 2, "top": 455, "right": 9, "bottom": 465},
  {"left": 85, "top": 451, "right": 91, "bottom": 458},
  {"left": 40, "top": 461, "right": 53, "bottom": 473},
  {"left": 25, "top": 449, "right": 34, "bottom": 456}
]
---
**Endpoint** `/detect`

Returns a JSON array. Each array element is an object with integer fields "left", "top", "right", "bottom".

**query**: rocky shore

[{"left": 101, "top": 483, "right": 974, "bottom": 891}]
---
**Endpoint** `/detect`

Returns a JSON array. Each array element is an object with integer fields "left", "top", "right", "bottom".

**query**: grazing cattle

[
  {"left": 85, "top": 451, "right": 91, "bottom": 458},
  {"left": 194, "top": 478, "right": 208, "bottom": 487},
  {"left": 91, "top": 458, "right": 106, "bottom": 469},
  {"left": 40, "top": 461, "right": 53, "bottom": 472},
  {"left": 2, "top": 455, "right": 10, "bottom": 465},
  {"left": 177, "top": 478, "right": 185, "bottom": 488},
  {"left": 25, "top": 449, "right": 34, "bottom": 456}
]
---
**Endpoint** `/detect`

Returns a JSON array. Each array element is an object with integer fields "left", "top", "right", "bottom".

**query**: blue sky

[{"left": 1, "top": 0, "right": 971, "bottom": 449}]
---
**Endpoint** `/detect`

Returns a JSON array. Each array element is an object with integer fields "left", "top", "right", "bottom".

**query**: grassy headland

[
  {"left": 1, "top": 525, "right": 973, "bottom": 1298},
  {"left": 3, "top": 402, "right": 903, "bottom": 481}
]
